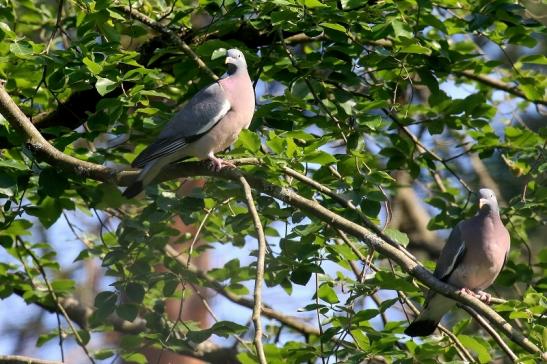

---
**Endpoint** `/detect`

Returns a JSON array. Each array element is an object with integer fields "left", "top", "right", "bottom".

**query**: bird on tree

[
  {"left": 124, "top": 48, "right": 255, "bottom": 198},
  {"left": 405, "top": 188, "right": 510, "bottom": 337}
]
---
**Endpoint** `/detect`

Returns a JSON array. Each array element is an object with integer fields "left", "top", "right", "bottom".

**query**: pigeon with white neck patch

[
  {"left": 124, "top": 49, "right": 255, "bottom": 198},
  {"left": 405, "top": 188, "right": 510, "bottom": 337}
]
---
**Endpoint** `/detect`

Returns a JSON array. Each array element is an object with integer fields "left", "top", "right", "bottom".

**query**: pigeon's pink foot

[
  {"left": 476, "top": 290, "right": 491, "bottom": 304},
  {"left": 208, "top": 156, "right": 236, "bottom": 172},
  {"left": 459, "top": 287, "right": 474, "bottom": 296}
]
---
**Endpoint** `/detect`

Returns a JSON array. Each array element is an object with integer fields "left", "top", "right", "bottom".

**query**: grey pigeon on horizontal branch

[
  {"left": 124, "top": 49, "right": 255, "bottom": 198},
  {"left": 405, "top": 188, "right": 510, "bottom": 337}
]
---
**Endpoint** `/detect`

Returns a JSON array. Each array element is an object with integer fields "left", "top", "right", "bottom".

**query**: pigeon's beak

[
  {"left": 479, "top": 198, "right": 487, "bottom": 209},
  {"left": 225, "top": 56, "right": 236, "bottom": 65}
]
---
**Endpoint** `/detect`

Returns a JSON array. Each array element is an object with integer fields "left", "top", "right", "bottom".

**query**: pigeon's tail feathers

[
  {"left": 123, "top": 181, "right": 144, "bottom": 198},
  {"left": 404, "top": 319, "right": 440, "bottom": 337},
  {"left": 123, "top": 159, "right": 165, "bottom": 198},
  {"left": 404, "top": 293, "right": 455, "bottom": 337}
]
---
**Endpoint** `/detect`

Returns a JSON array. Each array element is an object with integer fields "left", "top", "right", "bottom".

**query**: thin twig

[
  {"left": 189, "top": 283, "right": 254, "bottom": 353},
  {"left": 314, "top": 272, "right": 326, "bottom": 364},
  {"left": 460, "top": 305, "right": 518, "bottom": 362},
  {"left": 239, "top": 176, "right": 268, "bottom": 364}
]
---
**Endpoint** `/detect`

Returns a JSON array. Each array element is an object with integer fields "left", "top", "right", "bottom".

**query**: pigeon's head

[
  {"left": 478, "top": 188, "right": 499, "bottom": 214},
  {"left": 225, "top": 49, "right": 247, "bottom": 74}
]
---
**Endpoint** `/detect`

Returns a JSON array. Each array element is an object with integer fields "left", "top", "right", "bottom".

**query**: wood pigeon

[
  {"left": 405, "top": 188, "right": 510, "bottom": 337},
  {"left": 123, "top": 49, "right": 255, "bottom": 198}
]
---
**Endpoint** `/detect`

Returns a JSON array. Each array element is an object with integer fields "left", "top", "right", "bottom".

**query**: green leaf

[
  {"left": 122, "top": 353, "right": 147, "bottom": 364},
  {"left": 95, "top": 77, "right": 117, "bottom": 96},
  {"left": 211, "top": 48, "right": 227, "bottom": 60},
  {"left": 317, "top": 282, "right": 339, "bottom": 304},
  {"left": 350, "top": 330, "right": 370, "bottom": 351},
  {"left": 93, "top": 349, "right": 115, "bottom": 360},
  {"left": 83, "top": 56, "right": 103, "bottom": 75},
  {"left": 320, "top": 22, "right": 346, "bottom": 33},
  {"left": 458, "top": 335, "right": 492, "bottom": 363},
  {"left": 384, "top": 228, "right": 409, "bottom": 246},
  {"left": 94, "top": 291, "right": 117, "bottom": 309},
  {"left": 373, "top": 271, "right": 418, "bottom": 292},
  {"left": 210, "top": 320, "right": 247, "bottom": 337},
  {"left": 302, "top": 151, "right": 337, "bottom": 165},
  {"left": 299, "top": 0, "right": 327, "bottom": 8},
  {"left": 290, "top": 266, "right": 313, "bottom": 285},
  {"left": 51, "top": 279, "right": 75, "bottom": 294},
  {"left": 39, "top": 168, "right": 69, "bottom": 198},
  {"left": 0, "top": 22, "right": 16, "bottom": 40},
  {"left": 78, "top": 330, "right": 90, "bottom": 345},
  {"left": 10, "top": 41, "right": 33, "bottom": 59},
  {"left": 36, "top": 331, "right": 58, "bottom": 347},
  {"left": 24, "top": 197, "right": 63, "bottom": 228},
  {"left": 0, "top": 159, "right": 28, "bottom": 171},
  {"left": 399, "top": 43, "right": 432, "bottom": 55},
  {"left": 0, "top": 170, "right": 17, "bottom": 197},
  {"left": 116, "top": 303, "right": 139, "bottom": 321},
  {"left": 391, "top": 20, "right": 413, "bottom": 39},
  {"left": 519, "top": 55, "right": 547, "bottom": 65},
  {"left": 236, "top": 129, "right": 261, "bottom": 153}
]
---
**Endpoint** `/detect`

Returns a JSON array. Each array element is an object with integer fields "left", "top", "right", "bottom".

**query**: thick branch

[
  {"left": 0, "top": 85, "right": 116, "bottom": 181},
  {"left": 0, "top": 355, "right": 63, "bottom": 364}
]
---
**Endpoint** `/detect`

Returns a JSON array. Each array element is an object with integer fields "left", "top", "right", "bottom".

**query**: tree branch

[
  {"left": 240, "top": 176, "right": 268, "bottom": 364},
  {"left": 1, "top": 85, "right": 544, "bottom": 360},
  {"left": 0, "top": 355, "right": 63, "bottom": 364},
  {"left": 454, "top": 70, "right": 546, "bottom": 106}
]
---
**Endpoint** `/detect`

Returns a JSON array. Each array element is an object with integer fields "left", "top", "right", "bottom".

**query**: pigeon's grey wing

[
  {"left": 131, "top": 136, "right": 189, "bottom": 168},
  {"left": 433, "top": 223, "right": 466, "bottom": 282},
  {"left": 422, "top": 223, "right": 466, "bottom": 304},
  {"left": 159, "top": 82, "right": 231, "bottom": 139},
  {"left": 132, "top": 83, "right": 230, "bottom": 168}
]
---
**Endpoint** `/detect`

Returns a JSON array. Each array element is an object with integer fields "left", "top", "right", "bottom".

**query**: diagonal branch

[
  {"left": 335, "top": 230, "right": 476, "bottom": 363},
  {"left": 239, "top": 176, "right": 268, "bottom": 364}
]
